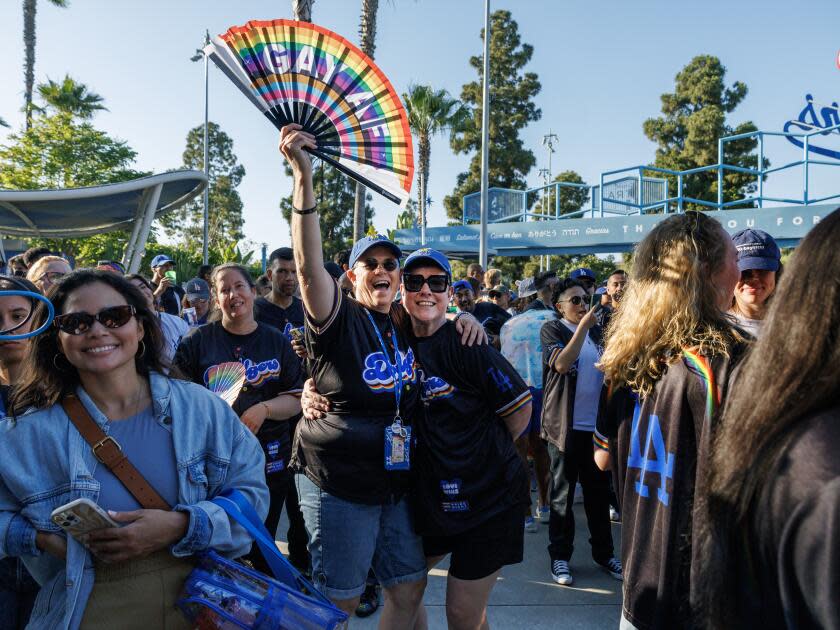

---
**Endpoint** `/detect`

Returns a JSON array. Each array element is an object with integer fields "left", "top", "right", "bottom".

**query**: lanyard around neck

[{"left": 363, "top": 309, "right": 402, "bottom": 420}]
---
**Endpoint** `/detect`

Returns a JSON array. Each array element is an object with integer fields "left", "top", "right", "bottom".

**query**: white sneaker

[
  {"left": 538, "top": 505, "right": 551, "bottom": 523},
  {"left": 524, "top": 516, "right": 538, "bottom": 533},
  {"left": 551, "top": 559, "right": 573, "bottom": 586},
  {"left": 609, "top": 507, "right": 621, "bottom": 522},
  {"left": 596, "top": 556, "right": 623, "bottom": 581}
]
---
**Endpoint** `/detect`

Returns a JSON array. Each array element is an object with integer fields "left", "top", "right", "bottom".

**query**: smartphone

[
  {"left": 50, "top": 498, "right": 119, "bottom": 539},
  {"left": 590, "top": 293, "right": 601, "bottom": 309},
  {"left": 164, "top": 270, "right": 177, "bottom": 283},
  {"left": 289, "top": 326, "right": 305, "bottom": 344}
]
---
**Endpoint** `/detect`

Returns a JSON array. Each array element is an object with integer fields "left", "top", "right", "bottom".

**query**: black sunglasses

[
  {"left": 403, "top": 274, "right": 449, "bottom": 293},
  {"left": 54, "top": 305, "right": 136, "bottom": 335},
  {"left": 359, "top": 258, "right": 399, "bottom": 272},
  {"left": 559, "top": 295, "right": 587, "bottom": 306}
]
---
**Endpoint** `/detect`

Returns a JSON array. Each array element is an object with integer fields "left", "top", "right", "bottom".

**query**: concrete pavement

[{"left": 277, "top": 504, "right": 623, "bottom": 629}]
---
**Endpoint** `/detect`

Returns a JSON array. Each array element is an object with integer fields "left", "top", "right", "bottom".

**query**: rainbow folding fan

[
  {"left": 204, "top": 361, "right": 247, "bottom": 407},
  {"left": 205, "top": 19, "right": 414, "bottom": 206}
]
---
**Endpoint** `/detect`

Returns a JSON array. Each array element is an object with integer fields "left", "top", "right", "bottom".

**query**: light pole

[
  {"left": 478, "top": 0, "right": 491, "bottom": 269},
  {"left": 191, "top": 30, "right": 211, "bottom": 265}
]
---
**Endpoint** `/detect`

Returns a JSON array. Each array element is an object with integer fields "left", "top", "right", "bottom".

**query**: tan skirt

[{"left": 80, "top": 551, "right": 195, "bottom": 630}]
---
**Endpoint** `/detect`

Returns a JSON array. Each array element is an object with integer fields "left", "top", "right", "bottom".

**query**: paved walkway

[{"left": 277, "top": 504, "right": 623, "bottom": 629}]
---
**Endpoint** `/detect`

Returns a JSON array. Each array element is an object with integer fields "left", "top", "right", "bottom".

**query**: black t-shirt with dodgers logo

[
  {"left": 294, "top": 285, "right": 420, "bottom": 505},
  {"left": 173, "top": 321, "right": 303, "bottom": 472},
  {"left": 411, "top": 321, "right": 530, "bottom": 536}
]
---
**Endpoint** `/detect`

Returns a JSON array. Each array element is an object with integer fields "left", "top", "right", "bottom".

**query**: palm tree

[
  {"left": 292, "top": 0, "right": 314, "bottom": 21},
  {"left": 352, "top": 0, "right": 380, "bottom": 242},
  {"left": 403, "top": 84, "right": 468, "bottom": 244},
  {"left": 36, "top": 75, "right": 107, "bottom": 119},
  {"left": 0, "top": 116, "right": 9, "bottom": 128},
  {"left": 23, "top": 0, "right": 69, "bottom": 130}
]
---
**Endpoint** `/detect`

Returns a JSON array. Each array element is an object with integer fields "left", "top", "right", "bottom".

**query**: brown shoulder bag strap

[{"left": 62, "top": 395, "right": 171, "bottom": 511}]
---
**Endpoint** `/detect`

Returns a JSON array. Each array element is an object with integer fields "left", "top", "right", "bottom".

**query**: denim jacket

[{"left": 0, "top": 372, "right": 268, "bottom": 630}]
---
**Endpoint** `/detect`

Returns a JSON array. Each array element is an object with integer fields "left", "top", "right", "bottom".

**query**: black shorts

[{"left": 422, "top": 506, "right": 524, "bottom": 580}]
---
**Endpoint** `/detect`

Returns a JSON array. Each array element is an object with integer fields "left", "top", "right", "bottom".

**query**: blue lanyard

[{"left": 363, "top": 309, "right": 402, "bottom": 421}]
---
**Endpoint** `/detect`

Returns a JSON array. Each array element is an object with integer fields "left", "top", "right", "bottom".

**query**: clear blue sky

[{"left": 1, "top": 0, "right": 838, "bottom": 252}]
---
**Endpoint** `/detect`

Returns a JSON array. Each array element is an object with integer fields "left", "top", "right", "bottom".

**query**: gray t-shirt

[
  {"left": 94, "top": 406, "right": 178, "bottom": 512},
  {"left": 730, "top": 311, "right": 763, "bottom": 338},
  {"left": 561, "top": 319, "right": 604, "bottom": 432}
]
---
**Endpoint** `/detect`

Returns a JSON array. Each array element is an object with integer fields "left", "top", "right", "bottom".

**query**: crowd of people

[{"left": 0, "top": 129, "right": 836, "bottom": 630}]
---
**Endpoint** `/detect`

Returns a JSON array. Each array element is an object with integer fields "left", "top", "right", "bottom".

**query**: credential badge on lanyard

[{"left": 364, "top": 309, "right": 411, "bottom": 471}]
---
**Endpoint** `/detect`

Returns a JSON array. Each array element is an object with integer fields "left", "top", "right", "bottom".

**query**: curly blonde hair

[{"left": 599, "top": 212, "right": 742, "bottom": 398}]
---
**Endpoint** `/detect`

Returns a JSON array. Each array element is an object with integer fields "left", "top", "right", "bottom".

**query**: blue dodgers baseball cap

[
  {"left": 402, "top": 247, "right": 452, "bottom": 278},
  {"left": 150, "top": 254, "right": 174, "bottom": 269},
  {"left": 732, "top": 229, "right": 781, "bottom": 272},
  {"left": 349, "top": 234, "right": 402, "bottom": 268},
  {"left": 452, "top": 279, "right": 473, "bottom": 293},
  {"left": 570, "top": 267, "right": 596, "bottom": 282}
]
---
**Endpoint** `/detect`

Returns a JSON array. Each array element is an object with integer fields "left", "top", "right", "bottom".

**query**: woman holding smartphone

[{"left": 0, "top": 270, "right": 268, "bottom": 630}]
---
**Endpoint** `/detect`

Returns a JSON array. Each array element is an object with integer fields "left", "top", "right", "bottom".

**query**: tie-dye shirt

[{"left": 499, "top": 309, "right": 558, "bottom": 389}]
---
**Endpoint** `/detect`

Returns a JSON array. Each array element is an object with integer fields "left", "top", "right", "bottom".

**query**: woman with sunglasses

[
  {"left": 0, "top": 276, "right": 41, "bottom": 629},
  {"left": 279, "top": 125, "right": 484, "bottom": 626},
  {"left": 0, "top": 270, "right": 268, "bottom": 629},
  {"left": 302, "top": 249, "right": 531, "bottom": 628},
  {"left": 173, "top": 263, "right": 303, "bottom": 573},
  {"left": 540, "top": 278, "right": 621, "bottom": 587},
  {"left": 26, "top": 255, "right": 71, "bottom": 294}
]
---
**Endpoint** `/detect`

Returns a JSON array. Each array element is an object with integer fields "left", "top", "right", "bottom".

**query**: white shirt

[
  {"left": 561, "top": 319, "right": 603, "bottom": 432},
  {"left": 158, "top": 312, "right": 188, "bottom": 372}
]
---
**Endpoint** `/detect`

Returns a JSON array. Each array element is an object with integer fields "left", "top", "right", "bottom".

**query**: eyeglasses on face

[
  {"left": 559, "top": 295, "right": 587, "bottom": 306},
  {"left": 39, "top": 271, "right": 66, "bottom": 284},
  {"left": 54, "top": 304, "right": 136, "bottom": 335},
  {"left": 358, "top": 258, "right": 399, "bottom": 272},
  {"left": 402, "top": 274, "right": 449, "bottom": 293}
]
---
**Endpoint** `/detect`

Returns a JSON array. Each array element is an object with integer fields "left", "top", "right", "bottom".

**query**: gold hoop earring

[
  {"left": 136, "top": 340, "right": 146, "bottom": 358},
  {"left": 53, "top": 353, "right": 68, "bottom": 371}
]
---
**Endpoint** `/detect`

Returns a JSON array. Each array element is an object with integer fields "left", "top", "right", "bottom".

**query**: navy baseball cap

[
  {"left": 452, "top": 279, "right": 473, "bottom": 293},
  {"left": 150, "top": 254, "right": 174, "bottom": 269},
  {"left": 184, "top": 277, "right": 210, "bottom": 301},
  {"left": 570, "top": 267, "right": 596, "bottom": 282},
  {"left": 402, "top": 248, "right": 452, "bottom": 277},
  {"left": 349, "top": 234, "right": 402, "bottom": 268},
  {"left": 732, "top": 229, "right": 781, "bottom": 272}
]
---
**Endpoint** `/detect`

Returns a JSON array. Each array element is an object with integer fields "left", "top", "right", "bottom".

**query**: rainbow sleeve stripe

[
  {"left": 593, "top": 431, "right": 610, "bottom": 452},
  {"left": 681, "top": 349, "right": 721, "bottom": 418},
  {"left": 548, "top": 344, "right": 564, "bottom": 366},
  {"left": 498, "top": 390, "right": 533, "bottom": 417}
]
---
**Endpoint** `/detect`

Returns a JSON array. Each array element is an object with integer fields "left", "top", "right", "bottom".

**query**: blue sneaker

[
  {"left": 524, "top": 516, "right": 538, "bottom": 533},
  {"left": 538, "top": 505, "right": 550, "bottom": 523}
]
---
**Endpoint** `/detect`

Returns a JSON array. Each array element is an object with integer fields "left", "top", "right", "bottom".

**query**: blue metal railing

[{"left": 461, "top": 124, "right": 840, "bottom": 224}]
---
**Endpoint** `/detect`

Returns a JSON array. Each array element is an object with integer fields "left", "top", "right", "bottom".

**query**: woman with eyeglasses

[
  {"left": 0, "top": 270, "right": 268, "bottom": 629},
  {"left": 279, "top": 125, "right": 484, "bottom": 626},
  {"left": 0, "top": 277, "right": 41, "bottom": 629},
  {"left": 173, "top": 263, "right": 303, "bottom": 573},
  {"left": 26, "top": 255, "right": 71, "bottom": 294},
  {"left": 126, "top": 274, "right": 188, "bottom": 371},
  {"left": 540, "top": 277, "right": 621, "bottom": 587}
]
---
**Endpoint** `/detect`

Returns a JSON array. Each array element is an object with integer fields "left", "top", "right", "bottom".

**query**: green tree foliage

[
  {"left": 530, "top": 170, "right": 590, "bottom": 217},
  {"left": 643, "top": 55, "right": 762, "bottom": 208},
  {"left": 443, "top": 10, "right": 541, "bottom": 223},
  {"left": 0, "top": 112, "right": 143, "bottom": 190},
  {"left": 35, "top": 75, "right": 106, "bottom": 119},
  {"left": 279, "top": 160, "right": 375, "bottom": 260},
  {"left": 160, "top": 122, "right": 245, "bottom": 252},
  {"left": 0, "top": 117, "right": 9, "bottom": 128}
]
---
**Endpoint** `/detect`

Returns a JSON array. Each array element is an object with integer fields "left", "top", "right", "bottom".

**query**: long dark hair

[
  {"left": 11, "top": 270, "right": 167, "bottom": 414},
  {"left": 695, "top": 207, "right": 840, "bottom": 628}
]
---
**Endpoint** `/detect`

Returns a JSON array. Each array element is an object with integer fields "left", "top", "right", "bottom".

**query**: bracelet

[
  {"left": 292, "top": 205, "right": 317, "bottom": 215},
  {"left": 261, "top": 402, "right": 271, "bottom": 419}
]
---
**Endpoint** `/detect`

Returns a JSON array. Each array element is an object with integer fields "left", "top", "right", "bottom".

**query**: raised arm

[{"left": 279, "top": 124, "right": 336, "bottom": 323}]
